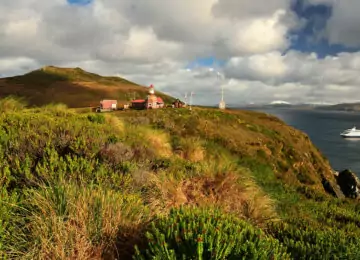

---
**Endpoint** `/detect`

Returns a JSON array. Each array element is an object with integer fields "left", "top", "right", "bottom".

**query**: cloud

[
  {"left": 224, "top": 49, "right": 360, "bottom": 104},
  {"left": 0, "top": 57, "right": 39, "bottom": 77},
  {"left": 325, "top": 1, "right": 360, "bottom": 48},
  {"left": 1, "top": 0, "right": 360, "bottom": 105},
  {"left": 304, "top": 0, "right": 360, "bottom": 48}
]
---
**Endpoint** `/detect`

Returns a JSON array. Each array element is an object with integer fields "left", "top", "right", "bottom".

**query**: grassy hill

[
  {"left": 1, "top": 99, "right": 360, "bottom": 259},
  {"left": 0, "top": 66, "right": 175, "bottom": 108}
]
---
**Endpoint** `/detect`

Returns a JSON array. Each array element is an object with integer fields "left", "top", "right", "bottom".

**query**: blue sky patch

[
  {"left": 288, "top": 0, "right": 358, "bottom": 57},
  {"left": 186, "top": 56, "right": 226, "bottom": 70},
  {"left": 67, "top": 0, "right": 93, "bottom": 6}
]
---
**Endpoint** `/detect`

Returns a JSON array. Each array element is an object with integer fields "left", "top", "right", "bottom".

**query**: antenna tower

[
  {"left": 189, "top": 92, "right": 194, "bottom": 110},
  {"left": 218, "top": 72, "right": 226, "bottom": 109}
]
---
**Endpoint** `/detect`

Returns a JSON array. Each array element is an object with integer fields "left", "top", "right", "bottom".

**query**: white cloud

[
  {"left": 226, "top": 10, "right": 291, "bottom": 54},
  {"left": 0, "top": 57, "right": 39, "bottom": 76},
  {"left": 1, "top": 0, "right": 360, "bottom": 105}
]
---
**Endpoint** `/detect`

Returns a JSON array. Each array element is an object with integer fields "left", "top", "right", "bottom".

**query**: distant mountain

[
  {"left": 316, "top": 102, "right": 360, "bottom": 111},
  {"left": 231, "top": 102, "right": 328, "bottom": 110},
  {"left": 0, "top": 66, "right": 176, "bottom": 108},
  {"left": 270, "top": 100, "right": 291, "bottom": 105}
]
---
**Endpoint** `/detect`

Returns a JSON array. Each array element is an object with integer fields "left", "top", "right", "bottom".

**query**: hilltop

[{"left": 0, "top": 66, "right": 175, "bottom": 107}]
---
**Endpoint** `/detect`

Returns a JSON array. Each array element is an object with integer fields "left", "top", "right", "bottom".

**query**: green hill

[
  {"left": 1, "top": 100, "right": 360, "bottom": 259},
  {"left": 0, "top": 66, "right": 175, "bottom": 108}
]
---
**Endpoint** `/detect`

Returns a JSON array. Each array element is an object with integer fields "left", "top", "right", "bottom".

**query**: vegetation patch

[
  {"left": 135, "top": 207, "right": 290, "bottom": 260},
  {"left": 1, "top": 98, "right": 360, "bottom": 259}
]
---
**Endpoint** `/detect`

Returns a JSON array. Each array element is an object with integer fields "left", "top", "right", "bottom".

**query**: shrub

[
  {"left": 134, "top": 207, "right": 290, "bottom": 260},
  {"left": 40, "top": 103, "right": 71, "bottom": 116},
  {"left": 87, "top": 114, "right": 105, "bottom": 124},
  {"left": 267, "top": 219, "right": 360, "bottom": 259},
  {"left": 0, "top": 96, "right": 27, "bottom": 112},
  {"left": 98, "top": 142, "right": 134, "bottom": 171}
]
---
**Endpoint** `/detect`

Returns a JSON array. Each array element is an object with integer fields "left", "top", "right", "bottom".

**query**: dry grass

[
  {"left": 144, "top": 162, "right": 278, "bottom": 227},
  {"left": 39, "top": 103, "right": 74, "bottom": 116},
  {"left": 0, "top": 96, "right": 27, "bottom": 112},
  {"left": 103, "top": 114, "right": 125, "bottom": 134},
  {"left": 24, "top": 184, "right": 148, "bottom": 260},
  {"left": 176, "top": 137, "right": 205, "bottom": 162},
  {"left": 142, "top": 128, "right": 173, "bottom": 158},
  {"left": 74, "top": 107, "right": 94, "bottom": 114}
]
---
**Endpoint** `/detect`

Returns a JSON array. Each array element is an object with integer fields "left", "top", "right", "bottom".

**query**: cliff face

[{"left": 122, "top": 107, "right": 337, "bottom": 196}]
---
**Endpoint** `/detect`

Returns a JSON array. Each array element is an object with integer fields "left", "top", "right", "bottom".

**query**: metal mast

[
  {"left": 221, "top": 84, "right": 224, "bottom": 102},
  {"left": 218, "top": 72, "right": 226, "bottom": 109},
  {"left": 189, "top": 91, "right": 194, "bottom": 110}
]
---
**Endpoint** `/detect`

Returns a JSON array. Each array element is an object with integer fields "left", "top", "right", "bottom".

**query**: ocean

[{"left": 242, "top": 107, "right": 360, "bottom": 175}]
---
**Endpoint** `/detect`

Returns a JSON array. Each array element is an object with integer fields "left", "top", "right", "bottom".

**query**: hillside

[
  {"left": 0, "top": 66, "right": 175, "bottom": 107},
  {"left": 2, "top": 100, "right": 360, "bottom": 259}
]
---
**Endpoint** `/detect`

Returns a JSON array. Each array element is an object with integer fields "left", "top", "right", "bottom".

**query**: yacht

[{"left": 340, "top": 126, "right": 360, "bottom": 138}]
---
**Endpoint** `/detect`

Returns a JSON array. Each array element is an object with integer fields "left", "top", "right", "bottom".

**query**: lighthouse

[{"left": 149, "top": 84, "right": 155, "bottom": 95}]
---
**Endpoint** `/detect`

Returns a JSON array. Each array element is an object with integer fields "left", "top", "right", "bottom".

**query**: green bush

[
  {"left": 267, "top": 218, "right": 360, "bottom": 259},
  {"left": 87, "top": 114, "right": 105, "bottom": 124},
  {"left": 134, "top": 207, "right": 290, "bottom": 260}
]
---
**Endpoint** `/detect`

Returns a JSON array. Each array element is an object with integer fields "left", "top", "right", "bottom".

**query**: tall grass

[
  {"left": 142, "top": 161, "right": 278, "bottom": 227},
  {"left": 0, "top": 96, "right": 27, "bottom": 112},
  {"left": 18, "top": 183, "right": 148, "bottom": 259}
]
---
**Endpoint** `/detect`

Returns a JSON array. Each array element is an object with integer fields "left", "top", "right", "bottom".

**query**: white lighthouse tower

[{"left": 149, "top": 84, "right": 155, "bottom": 94}]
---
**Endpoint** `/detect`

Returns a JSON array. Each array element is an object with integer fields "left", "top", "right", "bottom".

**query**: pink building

[
  {"left": 100, "top": 100, "right": 117, "bottom": 110},
  {"left": 130, "top": 85, "right": 164, "bottom": 109}
]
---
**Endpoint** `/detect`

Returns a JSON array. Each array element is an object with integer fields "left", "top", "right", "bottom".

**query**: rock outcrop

[
  {"left": 335, "top": 169, "right": 360, "bottom": 199},
  {"left": 321, "top": 175, "right": 345, "bottom": 199}
]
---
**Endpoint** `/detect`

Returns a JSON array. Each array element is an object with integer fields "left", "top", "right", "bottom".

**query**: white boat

[{"left": 340, "top": 126, "right": 360, "bottom": 138}]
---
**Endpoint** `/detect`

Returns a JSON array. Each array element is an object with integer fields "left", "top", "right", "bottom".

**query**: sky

[{"left": 2, "top": 0, "right": 360, "bottom": 105}]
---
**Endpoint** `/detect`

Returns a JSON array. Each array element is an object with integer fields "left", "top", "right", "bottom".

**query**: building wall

[
  {"left": 100, "top": 100, "right": 117, "bottom": 109},
  {"left": 145, "top": 101, "right": 156, "bottom": 109},
  {"left": 131, "top": 102, "right": 146, "bottom": 109}
]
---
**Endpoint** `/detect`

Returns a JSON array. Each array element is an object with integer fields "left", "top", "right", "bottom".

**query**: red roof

[
  {"left": 131, "top": 99, "right": 145, "bottom": 103},
  {"left": 149, "top": 84, "right": 154, "bottom": 88},
  {"left": 157, "top": 97, "right": 164, "bottom": 103}
]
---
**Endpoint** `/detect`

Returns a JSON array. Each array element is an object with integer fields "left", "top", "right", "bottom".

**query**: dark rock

[
  {"left": 321, "top": 176, "right": 345, "bottom": 199},
  {"left": 336, "top": 169, "right": 360, "bottom": 199}
]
